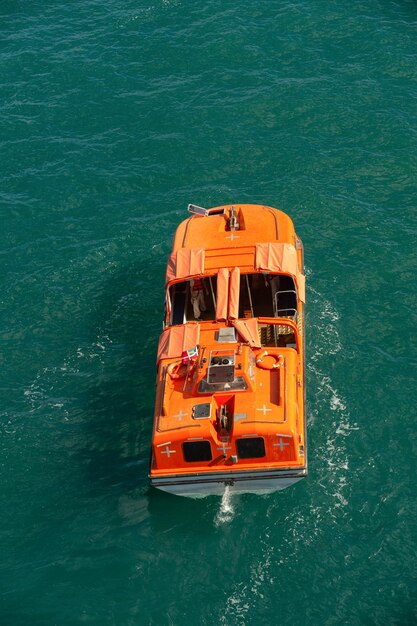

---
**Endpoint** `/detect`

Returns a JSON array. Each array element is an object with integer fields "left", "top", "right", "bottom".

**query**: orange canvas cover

[
  {"left": 296, "top": 272, "right": 306, "bottom": 303},
  {"left": 157, "top": 323, "right": 200, "bottom": 363},
  {"left": 166, "top": 248, "right": 205, "bottom": 284},
  {"left": 255, "top": 243, "right": 305, "bottom": 302},
  {"left": 232, "top": 318, "right": 261, "bottom": 348},
  {"left": 255, "top": 242, "right": 297, "bottom": 274},
  {"left": 216, "top": 268, "right": 229, "bottom": 321},
  {"left": 228, "top": 266, "right": 240, "bottom": 320}
]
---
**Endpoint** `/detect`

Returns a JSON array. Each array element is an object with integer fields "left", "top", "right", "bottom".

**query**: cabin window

[
  {"left": 183, "top": 440, "right": 212, "bottom": 462},
  {"left": 238, "top": 273, "right": 297, "bottom": 319},
  {"left": 236, "top": 437, "right": 266, "bottom": 459},
  {"left": 168, "top": 276, "right": 217, "bottom": 325}
]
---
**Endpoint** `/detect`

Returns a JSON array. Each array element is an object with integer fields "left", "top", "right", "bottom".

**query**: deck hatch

[
  {"left": 192, "top": 403, "right": 212, "bottom": 419},
  {"left": 216, "top": 328, "right": 237, "bottom": 343}
]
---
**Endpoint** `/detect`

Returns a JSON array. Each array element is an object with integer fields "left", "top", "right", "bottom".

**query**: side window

[
  {"left": 183, "top": 441, "right": 212, "bottom": 462},
  {"left": 236, "top": 437, "right": 266, "bottom": 459},
  {"left": 273, "top": 274, "right": 297, "bottom": 319},
  {"left": 170, "top": 281, "right": 187, "bottom": 325},
  {"left": 238, "top": 274, "right": 274, "bottom": 318},
  {"left": 238, "top": 273, "right": 297, "bottom": 319},
  {"left": 168, "top": 277, "right": 218, "bottom": 325}
]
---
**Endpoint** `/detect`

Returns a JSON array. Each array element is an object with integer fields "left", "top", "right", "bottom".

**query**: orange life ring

[
  {"left": 167, "top": 361, "right": 195, "bottom": 379},
  {"left": 255, "top": 351, "right": 284, "bottom": 370}
]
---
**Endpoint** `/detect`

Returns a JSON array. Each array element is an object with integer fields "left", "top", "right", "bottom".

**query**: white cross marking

[
  {"left": 172, "top": 410, "right": 188, "bottom": 421},
  {"left": 226, "top": 232, "right": 239, "bottom": 241},
  {"left": 273, "top": 437, "right": 290, "bottom": 452},
  {"left": 217, "top": 443, "right": 231, "bottom": 455},
  {"left": 161, "top": 446, "right": 176, "bottom": 458},
  {"left": 256, "top": 404, "right": 272, "bottom": 416}
]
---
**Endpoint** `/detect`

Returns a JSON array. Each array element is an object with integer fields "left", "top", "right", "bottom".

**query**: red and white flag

[{"left": 181, "top": 346, "right": 199, "bottom": 365}]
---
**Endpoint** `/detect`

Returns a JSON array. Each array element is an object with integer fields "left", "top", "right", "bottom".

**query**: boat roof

[
  {"left": 171, "top": 204, "right": 296, "bottom": 253},
  {"left": 166, "top": 204, "right": 305, "bottom": 301}
]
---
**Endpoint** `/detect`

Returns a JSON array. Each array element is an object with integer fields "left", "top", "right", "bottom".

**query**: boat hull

[{"left": 151, "top": 467, "right": 307, "bottom": 497}]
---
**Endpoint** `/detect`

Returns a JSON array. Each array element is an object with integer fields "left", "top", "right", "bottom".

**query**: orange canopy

[
  {"left": 232, "top": 318, "right": 261, "bottom": 348},
  {"left": 255, "top": 243, "right": 305, "bottom": 302},
  {"left": 228, "top": 266, "right": 240, "bottom": 320},
  {"left": 166, "top": 248, "right": 205, "bottom": 284},
  {"left": 157, "top": 323, "right": 200, "bottom": 363},
  {"left": 215, "top": 268, "right": 229, "bottom": 321},
  {"left": 215, "top": 266, "right": 240, "bottom": 321}
]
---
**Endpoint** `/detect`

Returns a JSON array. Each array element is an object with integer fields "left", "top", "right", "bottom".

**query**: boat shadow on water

[
  {"left": 78, "top": 252, "right": 244, "bottom": 525},
  {"left": 79, "top": 255, "right": 164, "bottom": 500}
]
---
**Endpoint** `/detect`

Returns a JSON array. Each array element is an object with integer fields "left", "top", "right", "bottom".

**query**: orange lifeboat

[{"left": 149, "top": 204, "right": 307, "bottom": 496}]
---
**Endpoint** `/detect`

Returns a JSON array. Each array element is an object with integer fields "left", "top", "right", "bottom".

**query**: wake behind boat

[{"left": 149, "top": 203, "right": 307, "bottom": 496}]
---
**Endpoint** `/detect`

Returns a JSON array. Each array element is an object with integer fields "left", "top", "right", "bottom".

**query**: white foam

[
  {"left": 217, "top": 277, "right": 360, "bottom": 620},
  {"left": 305, "top": 270, "right": 360, "bottom": 519},
  {"left": 214, "top": 485, "right": 235, "bottom": 526},
  {"left": 221, "top": 583, "right": 250, "bottom": 624}
]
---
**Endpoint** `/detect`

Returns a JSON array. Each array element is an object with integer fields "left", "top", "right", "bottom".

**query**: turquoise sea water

[{"left": 1, "top": 1, "right": 417, "bottom": 624}]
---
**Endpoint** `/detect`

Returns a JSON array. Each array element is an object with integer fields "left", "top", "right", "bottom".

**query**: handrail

[{"left": 273, "top": 290, "right": 297, "bottom": 321}]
